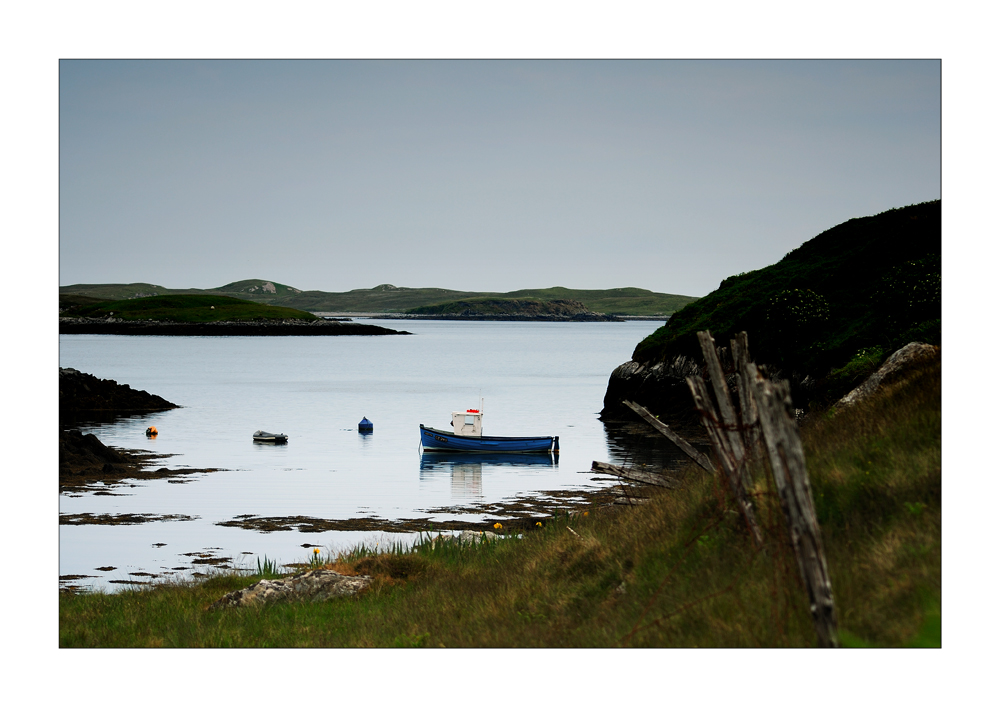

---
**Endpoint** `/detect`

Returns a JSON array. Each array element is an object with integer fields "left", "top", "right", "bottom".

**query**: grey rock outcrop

[
  {"left": 208, "top": 569, "right": 371, "bottom": 610},
  {"left": 60, "top": 367, "right": 178, "bottom": 420},
  {"left": 600, "top": 354, "right": 705, "bottom": 427},
  {"left": 836, "top": 342, "right": 939, "bottom": 409}
]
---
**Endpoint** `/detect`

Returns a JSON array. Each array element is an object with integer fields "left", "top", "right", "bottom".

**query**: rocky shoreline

[
  {"left": 60, "top": 367, "right": 179, "bottom": 420},
  {"left": 59, "top": 317, "right": 411, "bottom": 336}
]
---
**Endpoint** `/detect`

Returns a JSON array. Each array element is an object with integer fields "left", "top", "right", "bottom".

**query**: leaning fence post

[
  {"left": 745, "top": 362, "right": 839, "bottom": 647},
  {"left": 696, "top": 331, "right": 748, "bottom": 475},
  {"left": 730, "top": 331, "right": 762, "bottom": 479},
  {"left": 686, "top": 372, "right": 764, "bottom": 548}
]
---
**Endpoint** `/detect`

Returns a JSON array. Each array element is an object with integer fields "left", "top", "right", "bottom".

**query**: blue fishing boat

[{"left": 419, "top": 407, "right": 559, "bottom": 454}]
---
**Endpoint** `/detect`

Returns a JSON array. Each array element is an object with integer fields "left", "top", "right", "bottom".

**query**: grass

[
  {"left": 62, "top": 294, "right": 318, "bottom": 323},
  {"left": 60, "top": 362, "right": 939, "bottom": 648}
]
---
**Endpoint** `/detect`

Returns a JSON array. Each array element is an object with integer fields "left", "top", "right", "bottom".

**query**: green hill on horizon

[
  {"left": 59, "top": 281, "right": 699, "bottom": 317},
  {"left": 61, "top": 294, "right": 318, "bottom": 323}
]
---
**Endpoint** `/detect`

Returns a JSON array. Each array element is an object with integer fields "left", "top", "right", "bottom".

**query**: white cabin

[{"left": 452, "top": 409, "right": 483, "bottom": 437}]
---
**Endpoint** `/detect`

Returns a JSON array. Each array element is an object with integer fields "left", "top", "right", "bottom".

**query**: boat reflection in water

[{"left": 419, "top": 452, "right": 559, "bottom": 500}]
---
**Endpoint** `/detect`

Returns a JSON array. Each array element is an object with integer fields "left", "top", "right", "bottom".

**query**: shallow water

[{"left": 59, "top": 320, "right": 680, "bottom": 592}]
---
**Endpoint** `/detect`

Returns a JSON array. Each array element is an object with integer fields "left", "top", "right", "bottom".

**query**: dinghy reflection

[{"left": 419, "top": 452, "right": 559, "bottom": 500}]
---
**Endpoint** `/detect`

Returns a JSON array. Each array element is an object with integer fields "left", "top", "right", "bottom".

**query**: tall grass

[{"left": 60, "top": 362, "right": 939, "bottom": 647}]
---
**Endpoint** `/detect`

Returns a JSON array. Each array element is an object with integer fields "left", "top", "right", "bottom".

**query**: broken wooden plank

[
  {"left": 622, "top": 400, "right": 715, "bottom": 474},
  {"left": 591, "top": 461, "right": 679, "bottom": 488},
  {"left": 614, "top": 496, "right": 650, "bottom": 505}
]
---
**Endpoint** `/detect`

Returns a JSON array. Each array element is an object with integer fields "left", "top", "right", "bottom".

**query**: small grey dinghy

[{"left": 253, "top": 430, "right": 288, "bottom": 444}]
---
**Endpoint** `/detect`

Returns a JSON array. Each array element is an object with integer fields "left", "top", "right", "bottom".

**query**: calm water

[{"left": 59, "top": 320, "right": 668, "bottom": 591}]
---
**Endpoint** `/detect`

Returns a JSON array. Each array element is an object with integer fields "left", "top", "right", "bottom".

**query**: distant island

[
  {"left": 59, "top": 282, "right": 698, "bottom": 318},
  {"left": 405, "top": 298, "right": 620, "bottom": 321},
  {"left": 59, "top": 294, "right": 409, "bottom": 336}
]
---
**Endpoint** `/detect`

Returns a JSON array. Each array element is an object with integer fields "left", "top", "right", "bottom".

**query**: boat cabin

[{"left": 452, "top": 409, "right": 483, "bottom": 437}]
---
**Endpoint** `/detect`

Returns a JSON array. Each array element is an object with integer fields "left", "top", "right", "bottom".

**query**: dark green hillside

[
  {"left": 633, "top": 201, "right": 940, "bottom": 391},
  {"left": 64, "top": 294, "right": 318, "bottom": 323},
  {"left": 59, "top": 283, "right": 206, "bottom": 300},
  {"left": 409, "top": 298, "right": 593, "bottom": 317},
  {"left": 59, "top": 294, "right": 110, "bottom": 314}
]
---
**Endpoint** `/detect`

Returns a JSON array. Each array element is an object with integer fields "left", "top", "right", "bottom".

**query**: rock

[
  {"left": 59, "top": 428, "right": 137, "bottom": 478},
  {"left": 60, "top": 367, "right": 178, "bottom": 421},
  {"left": 208, "top": 569, "right": 372, "bottom": 610},
  {"left": 836, "top": 342, "right": 939, "bottom": 409},
  {"left": 458, "top": 530, "right": 499, "bottom": 543},
  {"left": 599, "top": 354, "right": 706, "bottom": 432}
]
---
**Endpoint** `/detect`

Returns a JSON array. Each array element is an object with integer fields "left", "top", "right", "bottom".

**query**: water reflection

[
  {"left": 419, "top": 452, "right": 558, "bottom": 500},
  {"left": 602, "top": 420, "right": 709, "bottom": 472}
]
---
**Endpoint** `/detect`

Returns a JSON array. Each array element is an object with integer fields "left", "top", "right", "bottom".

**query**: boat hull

[
  {"left": 419, "top": 425, "right": 558, "bottom": 453},
  {"left": 253, "top": 434, "right": 288, "bottom": 444}
]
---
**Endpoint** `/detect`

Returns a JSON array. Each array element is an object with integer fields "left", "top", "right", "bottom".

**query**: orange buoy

[{"left": 145, "top": 426, "right": 158, "bottom": 437}]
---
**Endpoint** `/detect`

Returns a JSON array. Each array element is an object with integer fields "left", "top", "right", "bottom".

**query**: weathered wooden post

[
  {"left": 686, "top": 332, "right": 763, "bottom": 547},
  {"left": 730, "top": 331, "right": 762, "bottom": 484},
  {"left": 745, "top": 361, "right": 839, "bottom": 647}
]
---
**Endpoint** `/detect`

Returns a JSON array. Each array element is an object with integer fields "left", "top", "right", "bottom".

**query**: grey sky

[{"left": 59, "top": 60, "right": 940, "bottom": 297}]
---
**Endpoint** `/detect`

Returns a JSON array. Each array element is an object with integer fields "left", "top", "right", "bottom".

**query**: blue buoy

[{"left": 358, "top": 416, "right": 373, "bottom": 434}]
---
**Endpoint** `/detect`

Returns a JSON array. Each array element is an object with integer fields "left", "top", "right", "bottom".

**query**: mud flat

[{"left": 214, "top": 484, "right": 658, "bottom": 535}]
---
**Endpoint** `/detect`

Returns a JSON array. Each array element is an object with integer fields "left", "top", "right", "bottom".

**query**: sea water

[{"left": 59, "top": 320, "right": 672, "bottom": 592}]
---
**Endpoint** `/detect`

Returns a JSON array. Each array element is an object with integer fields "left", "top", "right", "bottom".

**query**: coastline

[
  {"left": 312, "top": 312, "right": 669, "bottom": 322},
  {"left": 59, "top": 317, "right": 411, "bottom": 336}
]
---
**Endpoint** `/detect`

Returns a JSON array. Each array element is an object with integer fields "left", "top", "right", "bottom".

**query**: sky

[{"left": 59, "top": 59, "right": 941, "bottom": 297}]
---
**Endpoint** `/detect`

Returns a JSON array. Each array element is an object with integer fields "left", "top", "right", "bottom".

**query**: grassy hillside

[
  {"left": 408, "top": 298, "right": 594, "bottom": 316},
  {"left": 633, "top": 201, "right": 940, "bottom": 394},
  {"left": 60, "top": 358, "right": 939, "bottom": 647},
  {"left": 60, "top": 283, "right": 206, "bottom": 300},
  {"left": 60, "top": 281, "right": 698, "bottom": 317},
  {"left": 62, "top": 294, "right": 318, "bottom": 323}
]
